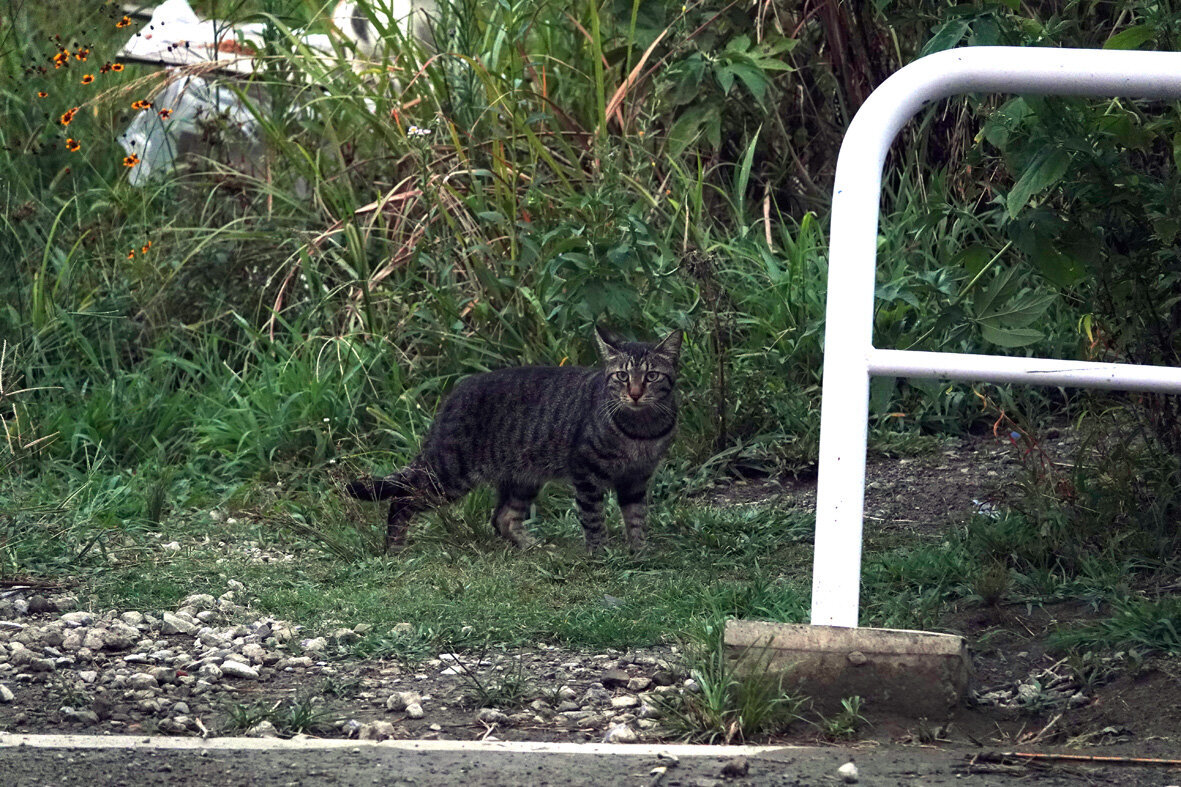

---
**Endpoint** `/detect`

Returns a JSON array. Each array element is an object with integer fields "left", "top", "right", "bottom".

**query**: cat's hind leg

[
  {"left": 363, "top": 464, "right": 443, "bottom": 552},
  {"left": 492, "top": 482, "right": 540, "bottom": 549}
]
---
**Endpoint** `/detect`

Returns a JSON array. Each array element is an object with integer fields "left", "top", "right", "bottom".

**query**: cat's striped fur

[{"left": 346, "top": 326, "right": 682, "bottom": 552}]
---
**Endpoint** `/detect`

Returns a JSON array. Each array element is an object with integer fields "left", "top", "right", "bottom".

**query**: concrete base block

[{"left": 724, "top": 620, "right": 970, "bottom": 718}]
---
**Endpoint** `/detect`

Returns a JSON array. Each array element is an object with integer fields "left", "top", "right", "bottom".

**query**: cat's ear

[
  {"left": 594, "top": 324, "right": 625, "bottom": 360},
  {"left": 653, "top": 330, "right": 683, "bottom": 364}
]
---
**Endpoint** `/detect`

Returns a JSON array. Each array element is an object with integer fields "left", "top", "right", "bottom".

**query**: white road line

[{"left": 0, "top": 733, "right": 796, "bottom": 756}]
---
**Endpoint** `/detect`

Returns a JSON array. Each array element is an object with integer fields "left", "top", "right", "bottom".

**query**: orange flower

[
  {"left": 59, "top": 107, "right": 77, "bottom": 126},
  {"left": 122, "top": 153, "right": 140, "bottom": 167},
  {"left": 65, "top": 138, "right": 81, "bottom": 152},
  {"left": 37, "top": 91, "right": 48, "bottom": 98},
  {"left": 116, "top": 15, "right": 131, "bottom": 28},
  {"left": 131, "top": 99, "right": 152, "bottom": 110},
  {"left": 80, "top": 74, "right": 94, "bottom": 85},
  {"left": 52, "top": 51, "right": 68, "bottom": 68},
  {"left": 111, "top": 63, "right": 124, "bottom": 72},
  {"left": 74, "top": 48, "right": 89, "bottom": 61},
  {"left": 141, "top": 241, "right": 152, "bottom": 254},
  {"left": 157, "top": 108, "right": 172, "bottom": 119},
  {"left": 127, "top": 249, "right": 136, "bottom": 259},
  {"left": 99, "top": 63, "right": 111, "bottom": 74}
]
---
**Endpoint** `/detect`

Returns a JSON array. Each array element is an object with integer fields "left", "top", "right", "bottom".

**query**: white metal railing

[{"left": 811, "top": 46, "right": 1181, "bottom": 628}]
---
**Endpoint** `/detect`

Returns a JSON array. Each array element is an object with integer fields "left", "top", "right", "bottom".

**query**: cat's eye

[
  {"left": 613, "top": 371, "right": 628, "bottom": 382},
  {"left": 644, "top": 371, "right": 662, "bottom": 382}
]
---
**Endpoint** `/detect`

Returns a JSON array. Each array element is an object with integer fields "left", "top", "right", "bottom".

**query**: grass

[{"left": 655, "top": 620, "right": 805, "bottom": 743}]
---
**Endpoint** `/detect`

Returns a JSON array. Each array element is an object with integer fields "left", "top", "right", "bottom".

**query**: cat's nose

[{"left": 628, "top": 387, "right": 643, "bottom": 401}]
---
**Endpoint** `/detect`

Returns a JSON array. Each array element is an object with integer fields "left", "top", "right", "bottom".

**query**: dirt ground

[{"left": 1, "top": 428, "right": 1178, "bottom": 784}]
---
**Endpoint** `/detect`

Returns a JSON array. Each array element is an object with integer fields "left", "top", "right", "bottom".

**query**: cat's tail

[{"left": 344, "top": 465, "right": 436, "bottom": 501}]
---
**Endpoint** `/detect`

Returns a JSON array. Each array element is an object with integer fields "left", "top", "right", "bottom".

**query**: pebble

[
  {"left": 246, "top": 720, "right": 280, "bottom": 738},
  {"left": 721, "top": 757, "right": 749, "bottom": 778},
  {"left": 838, "top": 760, "right": 859, "bottom": 783},
  {"left": 600, "top": 668, "right": 630, "bottom": 689},
  {"left": 0, "top": 684, "right": 13, "bottom": 702},
  {"left": 477, "top": 708, "right": 509, "bottom": 725},
  {"left": 603, "top": 723, "right": 638, "bottom": 743},
  {"left": 220, "top": 659, "right": 259, "bottom": 679},
  {"left": 357, "top": 720, "right": 396, "bottom": 741}
]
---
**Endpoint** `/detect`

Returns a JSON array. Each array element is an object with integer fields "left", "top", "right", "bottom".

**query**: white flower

[{"left": 407, "top": 125, "right": 431, "bottom": 137}]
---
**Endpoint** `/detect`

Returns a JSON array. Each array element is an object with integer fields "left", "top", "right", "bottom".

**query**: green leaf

[
  {"left": 1031, "top": 241, "right": 1087, "bottom": 288},
  {"left": 1103, "top": 25, "right": 1155, "bottom": 50},
  {"left": 667, "top": 105, "right": 712, "bottom": 156},
  {"left": 726, "top": 34, "right": 752, "bottom": 53},
  {"left": 982, "top": 292, "right": 1057, "bottom": 328},
  {"left": 715, "top": 66, "right": 736, "bottom": 95},
  {"left": 952, "top": 245, "right": 993, "bottom": 279},
  {"left": 972, "top": 266, "right": 1022, "bottom": 318},
  {"left": 1007, "top": 147, "right": 1071, "bottom": 218},
  {"left": 734, "top": 127, "right": 761, "bottom": 219},
  {"left": 920, "top": 19, "right": 970, "bottom": 57},
  {"left": 869, "top": 376, "right": 897, "bottom": 415},
  {"left": 730, "top": 62, "right": 770, "bottom": 104},
  {"left": 979, "top": 323, "right": 1044, "bottom": 348}
]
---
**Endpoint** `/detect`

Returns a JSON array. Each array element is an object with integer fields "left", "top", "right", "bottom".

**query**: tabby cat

[{"left": 346, "top": 325, "right": 682, "bottom": 552}]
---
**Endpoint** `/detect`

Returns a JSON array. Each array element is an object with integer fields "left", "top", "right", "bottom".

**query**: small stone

[
  {"left": 160, "top": 613, "right": 196, "bottom": 635},
  {"left": 27, "top": 596, "right": 54, "bottom": 615},
  {"left": 60, "top": 611, "right": 94, "bottom": 628},
  {"left": 357, "top": 720, "right": 396, "bottom": 741},
  {"left": 390, "top": 623, "right": 413, "bottom": 636},
  {"left": 331, "top": 628, "right": 360, "bottom": 645},
  {"left": 600, "top": 668, "right": 630, "bottom": 689},
  {"left": 300, "top": 637, "right": 328, "bottom": 653},
  {"left": 638, "top": 702, "right": 662, "bottom": 719},
  {"left": 278, "top": 656, "right": 313, "bottom": 669},
  {"left": 404, "top": 702, "right": 424, "bottom": 719},
  {"left": 1016, "top": 683, "right": 1040, "bottom": 703},
  {"left": 557, "top": 686, "right": 578, "bottom": 701},
  {"left": 246, "top": 720, "right": 280, "bottom": 738},
  {"left": 161, "top": 541, "right": 181, "bottom": 553},
  {"left": 157, "top": 717, "right": 190, "bottom": 735},
  {"left": 477, "top": 708, "right": 509, "bottom": 725},
  {"left": 386, "top": 691, "right": 422, "bottom": 711},
  {"left": 127, "top": 672, "right": 159, "bottom": 690},
  {"left": 0, "top": 684, "right": 13, "bottom": 703},
  {"left": 220, "top": 660, "right": 259, "bottom": 680},
  {"left": 610, "top": 695, "right": 639, "bottom": 708},
  {"left": 721, "top": 757, "right": 749, "bottom": 778},
  {"left": 198, "top": 663, "right": 222, "bottom": 681},
  {"left": 838, "top": 760, "right": 859, "bottom": 783},
  {"left": 651, "top": 670, "right": 678, "bottom": 687},
  {"left": 627, "top": 677, "right": 652, "bottom": 692},
  {"left": 60, "top": 706, "right": 100, "bottom": 724},
  {"left": 603, "top": 723, "right": 638, "bottom": 743},
  {"left": 172, "top": 701, "right": 190, "bottom": 715},
  {"left": 77, "top": 671, "right": 98, "bottom": 684},
  {"left": 180, "top": 594, "right": 216, "bottom": 610}
]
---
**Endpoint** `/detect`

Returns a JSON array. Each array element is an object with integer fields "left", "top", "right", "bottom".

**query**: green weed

[{"left": 656, "top": 625, "right": 804, "bottom": 744}]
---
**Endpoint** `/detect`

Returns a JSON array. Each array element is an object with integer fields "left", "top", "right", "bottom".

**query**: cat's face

[{"left": 595, "top": 326, "right": 682, "bottom": 411}]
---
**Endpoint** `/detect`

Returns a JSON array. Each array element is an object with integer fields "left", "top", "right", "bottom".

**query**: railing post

[{"left": 810, "top": 46, "right": 1181, "bottom": 628}]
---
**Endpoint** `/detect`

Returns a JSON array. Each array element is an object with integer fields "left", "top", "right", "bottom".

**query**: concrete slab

[{"left": 724, "top": 620, "right": 970, "bottom": 718}]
